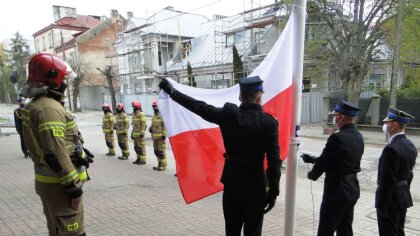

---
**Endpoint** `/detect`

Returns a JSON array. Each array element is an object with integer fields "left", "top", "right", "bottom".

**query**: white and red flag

[{"left": 158, "top": 10, "right": 297, "bottom": 204}]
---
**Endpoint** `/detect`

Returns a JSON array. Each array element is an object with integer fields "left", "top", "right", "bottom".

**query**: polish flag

[{"left": 158, "top": 11, "right": 296, "bottom": 204}]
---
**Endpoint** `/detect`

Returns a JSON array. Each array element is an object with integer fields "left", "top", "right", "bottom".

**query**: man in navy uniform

[
  {"left": 376, "top": 107, "right": 417, "bottom": 236},
  {"left": 301, "top": 100, "right": 364, "bottom": 236},
  {"left": 14, "top": 97, "right": 30, "bottom": 158},
  {"left": 159, "top": 76, "right": 282, "bottom": 236}
]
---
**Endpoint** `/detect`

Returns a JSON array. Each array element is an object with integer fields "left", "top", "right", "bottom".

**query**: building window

[
  {"left": 42, "top": 36, "right": 46, "bottom": 51},
  {"left": 36, "top": 39, "right": 40, "bottom": 52},
  {"left": 158, "top": 51, "right": 162, "bottom": 66},
  {"left": 226, "top": 35, "right": 234, "bottom": 47},
  {"left": 134, "top": 77, "right": 153, "bottom": 94},
  {"left": 48, "top": 33, "right": 53, "bottom": 48},
  {"left": 211, "top": 78, "right": 230, "bottom": 89},
  {"left": 368, "top": 74, "right": 385, "bottom": 89}
]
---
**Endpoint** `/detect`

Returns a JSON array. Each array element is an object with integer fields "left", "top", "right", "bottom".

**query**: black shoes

[{"left": 133, "top": 160, "right": 146, "bottom": 165}]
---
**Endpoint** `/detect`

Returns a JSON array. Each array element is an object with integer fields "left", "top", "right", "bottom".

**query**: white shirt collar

[{"left": 388, "top": 132, "right": 404, "bottom": 143}]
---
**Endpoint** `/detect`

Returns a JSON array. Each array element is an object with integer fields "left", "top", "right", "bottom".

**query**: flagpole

[{"left": 284, "top": 0, "right": 306, "bottom": 235}]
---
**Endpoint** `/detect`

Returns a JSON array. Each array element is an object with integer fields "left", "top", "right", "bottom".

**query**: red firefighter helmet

[
  {"left": 152, "top": 100, "right": 158, "bottom": 107},
  {"left": 116, "top": 103, "right": 125, "bottom": 111},
  {"left": 131, "top": 101, "right": 142, "bottom": 109},
  {"left": 102, "top": 103, "right": 111, "bottom": 110},
  {"left": 27, "top": 53, "right": 67, "bottom": 89}
]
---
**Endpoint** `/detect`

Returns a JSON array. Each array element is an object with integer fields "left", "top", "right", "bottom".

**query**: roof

[
  {"left": 56, "top": 15, "right": 101, "bottom": 28},
  {"left": 33, "top": 15, "right": 101, "bottom": 37}
]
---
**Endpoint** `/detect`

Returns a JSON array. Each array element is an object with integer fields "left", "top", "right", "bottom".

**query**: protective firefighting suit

[
  {"left": 131, "top": 109, "right": 147, "bottom": 163},
  {"left": 23, "top": 91, "right": 89, "bottom": 236},
  {"left": 102, "top": 111, "right": 115, "bottom": 155},
  {"left": 116, "top": 111, "right": 130, "bottom": 159},
  {"left": 149, "top": 111, "right": 167, "bottom": 171}
]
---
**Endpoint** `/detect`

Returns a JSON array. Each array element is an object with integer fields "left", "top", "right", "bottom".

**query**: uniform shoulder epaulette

[{"left": 264, "top": 112, "right": 278, "bottom": 121}]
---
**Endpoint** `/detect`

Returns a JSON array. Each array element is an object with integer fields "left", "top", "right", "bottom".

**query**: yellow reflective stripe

[
  {"left": 103, "top": 129, "right": 112, "bottom": 132},
  {"left": 35, "top": 174, "right": 61, "bottom": 183},
  {"left": 140, "top": 117, "right": 146, "bottom": 121},
  {"left": 59, "top": 170, "right": 78, "bottom": 185},
  {"left": 35, "top": 171, "right": 87, "bottom": 183},
  {"left": 66, "top": 120, "right": 76, "bottom": 129},
  {"left": 78, "top": 170, "right": 87, "bottom": 181},
  {"left": 117, "top": 130, "right": 127, "bottom": 134},
  {"left": 38, "top": 122, "right": 65, "bottom": 132},
  {"left": 152, "top": 134, "right": 163, "bottom": 138}
]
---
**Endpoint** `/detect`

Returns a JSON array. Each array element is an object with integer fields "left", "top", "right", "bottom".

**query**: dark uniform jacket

[
  {"left": 169, "top": 90, "right": 282, "bottom": 196},
  {"left": 376, "top": 134, "right": 417, "bottom": 209},
  {"left": 308, "top": 124, "right": 364, "bottom": 201},
  {"left": 14, "top": 107, "right": 24, "bottom": 134}
]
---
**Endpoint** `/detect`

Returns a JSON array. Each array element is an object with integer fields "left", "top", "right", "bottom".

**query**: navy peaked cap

[
  {"left": 383, "top": 107, "right": 415, "bottom": 124},
  {"left": 332, "top": 100, "right": 361, "bottom": 116},
  {"left": 239, "top": 76, "right": 263, "bottom": 92}
]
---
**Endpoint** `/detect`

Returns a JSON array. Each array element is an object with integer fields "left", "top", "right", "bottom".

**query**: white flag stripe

[{"left": 158, "top": 10, "right": 296, "bottom": 137}]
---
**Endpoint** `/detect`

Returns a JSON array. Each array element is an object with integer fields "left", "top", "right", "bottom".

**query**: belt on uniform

[
  {"left": 396, "top": 180, "right": 408, "bottom": 186},
  {"left": 326, "top": 173, "right": 357, "bottom": 179}
]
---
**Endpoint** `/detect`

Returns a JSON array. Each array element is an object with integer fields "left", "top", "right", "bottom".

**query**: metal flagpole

[{"left": 284, "top": 0, "right": 307, "bottom": 235}]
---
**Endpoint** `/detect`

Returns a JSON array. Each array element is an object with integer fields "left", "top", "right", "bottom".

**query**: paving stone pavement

[{"left": 0, "top": 103, "right": 419, "bottom": 235}]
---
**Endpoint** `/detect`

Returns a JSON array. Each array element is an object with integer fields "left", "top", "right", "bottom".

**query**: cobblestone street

[{"left": 0, "top": 104, "right": 419, "bottom": 235}]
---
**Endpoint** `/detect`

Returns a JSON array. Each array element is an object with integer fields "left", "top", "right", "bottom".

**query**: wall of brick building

[{"left": 77, "top": 14, "right": 124, "bottom": 87}]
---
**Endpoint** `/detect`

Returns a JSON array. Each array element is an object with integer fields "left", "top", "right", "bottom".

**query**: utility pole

[
  {"left": 389, "top": 0, "right": 405, "bottom": 108},
  {"left": 60, "top": 29, "right": 73, "bottom": 111}
]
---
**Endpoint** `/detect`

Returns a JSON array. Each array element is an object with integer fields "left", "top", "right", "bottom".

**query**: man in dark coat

[
  {"left": 301, "top": 100, "right": 364, "bottom": 236},
  {"left": 376, "top": 107, "right": 417, "bottom": 236},
  {"left": 159, "top": 76, "right": 282, "bottom": 236},
  {"left": 14, "top": 97, "right": 29, "bottom": 158}
]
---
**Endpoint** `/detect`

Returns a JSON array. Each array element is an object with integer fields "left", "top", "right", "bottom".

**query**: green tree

[
  {"left": 382, "top": 0, "right": 420, "bottom": 79},
  {"left": 187, "top": 61, "right": 196, "bottom": 87},
  {"left": 232, "top": 45, "right": 244, "bottom": 84},
  {"left": 7, "top": 32, "right": 31, "bottom": 92},
  {"left": 311, "top": 0, "right": 398, "bottom": 105}
]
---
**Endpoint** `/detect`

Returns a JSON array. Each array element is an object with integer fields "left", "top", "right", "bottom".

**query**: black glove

[
  {"left": 114, "top": 124, "right": 117, "bottom": 130},
  {"left": 301, "top": 153, "right": 316, "bottom": 164},
  {"left": 131, "top": 135, "right": 134, "bottom": 140},
  {"left": 149, "top": 127, "right": 152, "bottom": 134},
  {"left": 263, "top": 191, "right": 277, "bottom": 214},
  {"left": 159, "top": 78, "right": 176, "bottom": 96},
  {"left": 83, "top": 148, "right": 94, "bottom": 161}
]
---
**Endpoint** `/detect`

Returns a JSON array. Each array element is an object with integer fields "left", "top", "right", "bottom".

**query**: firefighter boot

[{"left": 133, "top": 159, "right": 141, "bottom": 164}]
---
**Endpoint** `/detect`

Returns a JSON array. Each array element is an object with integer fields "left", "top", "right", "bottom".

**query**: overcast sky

[{"left": 0, "top": 0, "right": 275, "bottom": 41}]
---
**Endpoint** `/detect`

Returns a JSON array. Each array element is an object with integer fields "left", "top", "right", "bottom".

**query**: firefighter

[
  {"left": 131, "top": 101, "right": 147, "bottom": 165},
  {"left": 19, "top": 53, "right": 89, "bottom": 235},
  {"left": 149, "top": 100, "right": 167, "bottom": 171},
  {"left": 102, "top": 103, "right": 116, "bottom": 156},
  {"left": 116, "top": 103, "right": 130, "bottom": 160}
]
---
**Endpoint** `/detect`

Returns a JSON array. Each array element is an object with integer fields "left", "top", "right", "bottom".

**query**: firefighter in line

[
  {"left": 116, "top": 103, "right": 130, "bottom": 160},
  {"left": 102, "top": 103, "right": 116, "bottom": 156},
  {"left": 149, "top": 100, "right": 167, "bottom": 171},
  {"left": 14, "top": 97, "right": 29, "bottom": 158},
  {"left": 20, "top": 53, "right": 89, "bottom": 235},
  {"left": 131, "top": 101, "right": 147, "bottom": 165}
]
